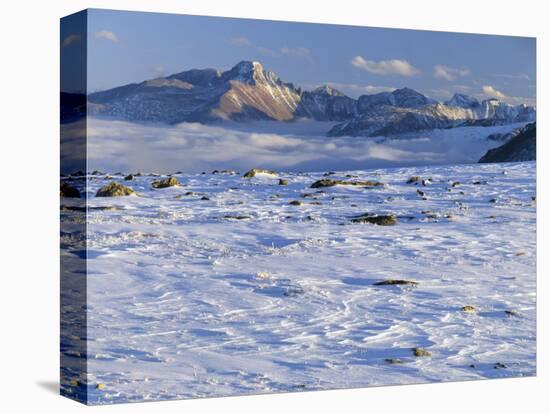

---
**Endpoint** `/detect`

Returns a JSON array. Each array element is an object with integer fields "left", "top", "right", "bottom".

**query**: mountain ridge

[{"left": 88, "top": 60, "right": 536, "bottom": 136}]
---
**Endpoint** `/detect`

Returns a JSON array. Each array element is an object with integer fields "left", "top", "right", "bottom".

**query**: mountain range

[{"left": 88, "top": 60, "right": 536, "bottom": 137}]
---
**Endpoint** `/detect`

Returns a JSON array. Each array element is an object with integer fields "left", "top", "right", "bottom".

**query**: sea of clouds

[{"left": 85, "top": 117, "right": 524, "bottom": 174}]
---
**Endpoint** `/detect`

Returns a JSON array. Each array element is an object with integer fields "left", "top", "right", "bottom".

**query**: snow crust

[{"left": 60, "top": 161, "right": 536, "bottom": 403}]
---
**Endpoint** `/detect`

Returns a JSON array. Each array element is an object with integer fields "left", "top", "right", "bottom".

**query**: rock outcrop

[{"left": 479, "top": 123, "right": 536, "bottom": 163}]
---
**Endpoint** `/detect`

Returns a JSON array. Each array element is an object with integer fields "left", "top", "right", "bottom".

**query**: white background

[{"left": 0, "top": 0, "right": 547, "bottom": 412}]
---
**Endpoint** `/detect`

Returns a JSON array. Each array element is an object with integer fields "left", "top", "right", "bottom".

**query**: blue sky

[{"left": 75, "top": 8, "right": 535, "bottom": 105}]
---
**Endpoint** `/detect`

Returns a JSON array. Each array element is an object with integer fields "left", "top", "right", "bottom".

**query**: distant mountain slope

[
  {"left": 88, "top": 60, "right": 536, "bottom": 136},
  {"left": 328, "top": 92, "right": 535, "bottom": 137},
  {"left": 479, "top": 123, "right": 536, "bottom": 163}
]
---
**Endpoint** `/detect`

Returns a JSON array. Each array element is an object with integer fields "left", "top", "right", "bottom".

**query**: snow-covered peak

[
  {"left": 391, "top": 88, "right": 435, "bottom": 108},
  {"left": 224, "top": 60, "right": 277, "bottom": 85},
  {"left": 445, "top": 93, "right": 480, "bottom": 109},
  {"left": 312, "top": 85, "right": 345, "bottom": 97},
  {"left": 234, "top": 60, "right": 263, "bottom": 74}
]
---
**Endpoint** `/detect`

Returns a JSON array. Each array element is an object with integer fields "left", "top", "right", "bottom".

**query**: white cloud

[
  {"left": 62, "top": 34, "right": 81, "bottom": 48},
  {"left": 94, "top": 30, "right": 119, "bottom": 42},
  {"left": 482, "top": 85, "right": 507, "bottom": 100},
  {"left": 86, "top": 117, "right": 520, "bottom": 174},
  {"left": 433, "top": 65, "right": 470, "bottom": 81},
  {"left": 229, "top": 37, "right": 251, "bottom": 46},
  {"left": 351, "top": 56, "right": 420, "bottom": 77},
  {"left": 479, "top": 85, "right": 534, "bottom": 106}
]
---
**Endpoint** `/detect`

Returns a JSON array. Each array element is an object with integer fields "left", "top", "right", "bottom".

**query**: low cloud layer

[{"left": 86, "top": 118, "right": 523, "bottom": 174}]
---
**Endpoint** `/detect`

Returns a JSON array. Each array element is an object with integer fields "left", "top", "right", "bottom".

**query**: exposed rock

[
  {"left": 151, "top": 176, "right": 181, "bottom": 188},
  {"left": 302, "top": 192, "right": 324, "bottom": 198},
  {"left": 412, "top": 348, "right": 432, "bottom": 357},
  {"left": 96, "top": 182, "right": 135, "bottom": 197},
  {"left": 461, "top": 305, "right": 476, "bottom": 313},
  {"left": 278, "top": 179, "right": 289, "bottom": 186},
  {"left": 200, "top": 196, "right": 210, "bottom": 200},
  {"left": 124, "top": 174, "right": 134, "bottom": 181},
  {"left": 60, "top": 182, "right": 80, "bottom": 198},
  {"left": 224, "top": 215, "right": 251, "bottom": 220},
  {"left": 351, "top": 214, "right": 397, "bottom": 225},
  {"left": 289, "top": 200, "right": 303, "bottom": 206},
  {"left": 479, "top": 122, "right": 536, "bottom": 163},
  {"left": 505, "top": 310, "right": 519, "bottom": 317},
  {"left": 243, "top": 168, "right": 277, "bottom": 178},
  {"left": 212, "top": 169, "right": 237, "bottom": 175},
  {"left": 494, "top": 362, "right": 507, "bottom": 369},
  {"left": 95, "top": 383, "right": 106, "bottom": 390},
  {"left": 311, "top": 179, "right": 383, "bottom": 188},
  {"left": 407, "top": 176, "right": 421, "bottom": 184},
  {"left": 385, "top": 358, "right": 404, "bottom": 364},
  {"left": 374, "top": 279, "right": 418, "bottom": 286}
]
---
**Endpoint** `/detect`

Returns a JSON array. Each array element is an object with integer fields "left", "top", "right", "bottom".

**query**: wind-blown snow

[
  {"left": 60, "top": 161, "right": 536, "bottom": 404},
  {"left": 86, "top": 117, "right": 528, "bottom": 174}
]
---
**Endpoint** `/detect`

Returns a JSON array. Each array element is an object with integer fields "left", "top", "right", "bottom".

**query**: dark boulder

[
  {"left": 243, "top": 168, "right": 277, "bottom": 178},
  {"left": 351, "top": 213, "right": 397, "bottom": 225},
  {"left": 311, "top": 179, "right": 383, "bottom": 188},
  {"left": 152, "top": 176, "right": 181, "bottom": 188},
  {"left": 96, "top": 182, "right": 135, "bottom": 197}
]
